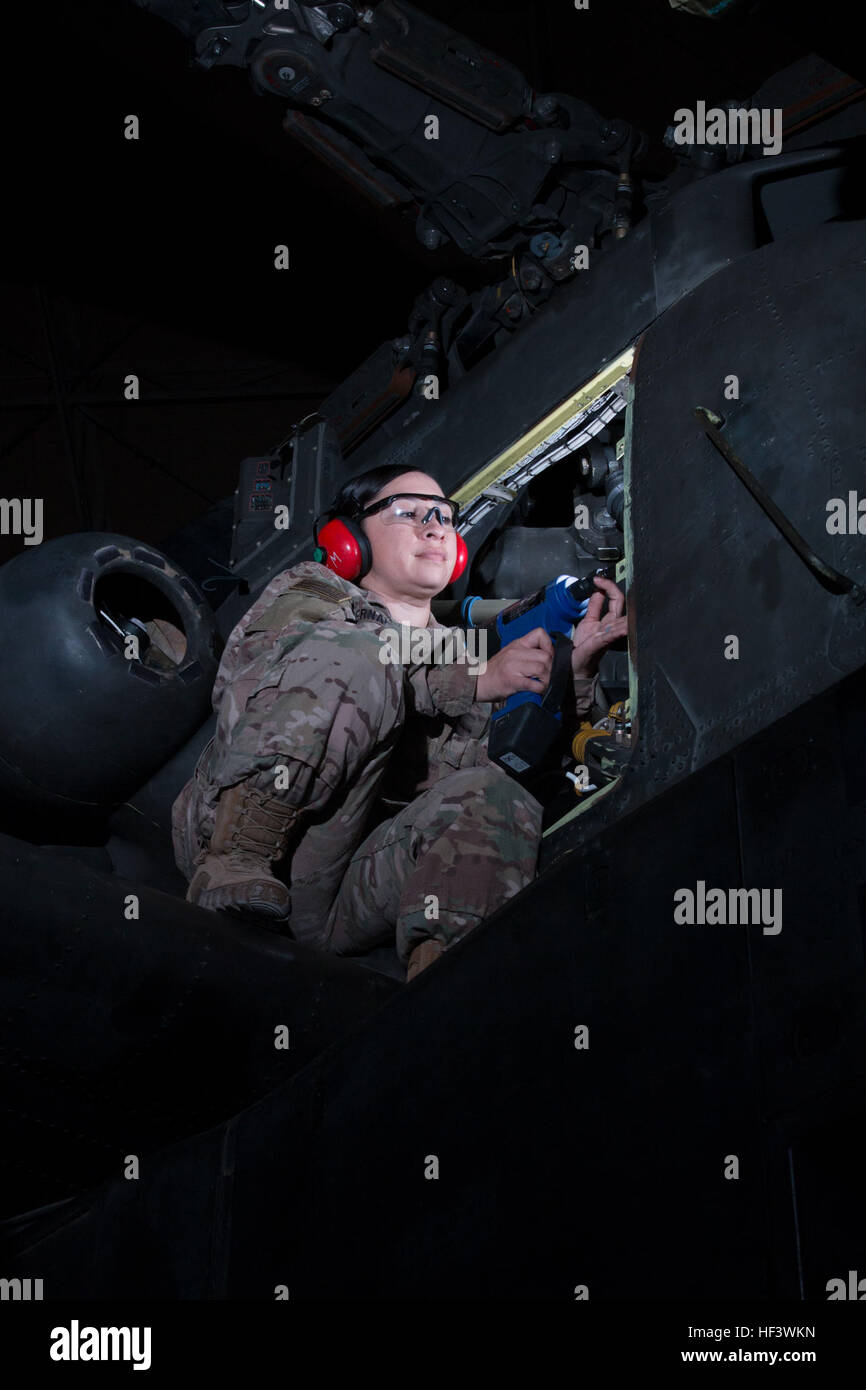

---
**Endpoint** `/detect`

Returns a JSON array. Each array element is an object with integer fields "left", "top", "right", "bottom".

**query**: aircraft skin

[{"left": 1, "top": 0, "right": 865, "bottom": 1301}]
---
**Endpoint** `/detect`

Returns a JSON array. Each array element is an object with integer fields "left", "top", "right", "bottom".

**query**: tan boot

[
  {"left": 186, "top": 779, "right": 301, "bottom": 921},
  {"left": 406, "top": 939, "right": 444, "bottom": 982}
]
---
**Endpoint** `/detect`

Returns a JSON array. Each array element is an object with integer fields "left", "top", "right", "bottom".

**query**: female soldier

[{"left": 172, "top": 463, "right": 626, "bottom": 980}]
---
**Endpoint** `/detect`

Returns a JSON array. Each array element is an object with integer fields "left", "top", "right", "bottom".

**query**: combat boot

[
  {"left": 186, "top": 779, "right": 301, "bottom": 921},
  {"left": 406, "top": 938, "right": 444, "bottom": 982}
]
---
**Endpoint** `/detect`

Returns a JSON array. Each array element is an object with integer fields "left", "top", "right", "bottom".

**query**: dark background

[{"left": 1, "top": 0, "right": 860, "bottom": 562}]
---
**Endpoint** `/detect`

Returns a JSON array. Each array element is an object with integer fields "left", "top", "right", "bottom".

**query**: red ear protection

[
  {"left": 449, "top": 531, "right": 468, "bottom": 584},
  {"left": 315, "top": 516, "right": 468, "bottom": 587},
  {"left": 315, "top": 516, "right": 371, "bottom": 581}
]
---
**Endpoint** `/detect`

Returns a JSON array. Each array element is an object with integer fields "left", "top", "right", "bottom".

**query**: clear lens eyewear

[{"left": 363, "top": 494, "right": 459, "bottom": 529}]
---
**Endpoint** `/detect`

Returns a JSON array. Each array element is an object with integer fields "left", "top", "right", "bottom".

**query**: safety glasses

[{"left": 360, "top": 493, "right": 460, "bottom": 529}]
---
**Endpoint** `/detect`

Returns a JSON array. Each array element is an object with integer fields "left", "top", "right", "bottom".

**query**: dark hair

[{"left": 323, "top": 463, "right": 443, "bottom": 525}]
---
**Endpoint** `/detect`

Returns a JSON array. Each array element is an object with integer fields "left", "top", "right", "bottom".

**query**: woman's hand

[
  {"left": 571, "top": 576, "right": 627, "bottom": 680},
  {"left": 475, "top": 627, "right": 554, "bottom": 703}
]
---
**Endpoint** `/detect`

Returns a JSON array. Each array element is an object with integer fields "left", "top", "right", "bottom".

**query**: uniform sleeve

[
  {"left": 403, "top": 628, "right": 480, "bottom": 718},
  {"left": 417, "top": 658, "right": 480, "bottom": 717},
  {"left": 406, "top": 635, "right": 601, "bottom": 726},
  {"left": 210, "top": 618, "right": 403, "bottom": 812}
]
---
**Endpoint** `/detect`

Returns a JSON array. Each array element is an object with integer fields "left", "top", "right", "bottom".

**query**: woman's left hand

[{"left": 571, "top": 575, "right": 628, "bottom": 680}]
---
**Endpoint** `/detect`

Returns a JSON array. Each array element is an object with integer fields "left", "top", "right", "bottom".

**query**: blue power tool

[{"left": 459, "top": 567, "right": 617, "bottom": 776}]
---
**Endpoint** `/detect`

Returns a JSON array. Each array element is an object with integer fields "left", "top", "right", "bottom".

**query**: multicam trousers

[
  {"left": 291, "top": 761, "right": 543, "bottom": 965},
  {"left": 172, "top": 611, "right": 543, "bottom": 967}
]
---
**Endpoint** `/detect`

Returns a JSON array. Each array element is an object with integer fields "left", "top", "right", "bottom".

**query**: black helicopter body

[{"left": 1, "top": 0, "right": 864, "bottom": 1300}]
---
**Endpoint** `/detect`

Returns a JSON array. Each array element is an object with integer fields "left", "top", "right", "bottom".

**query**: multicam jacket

[{"left": 174, "top": 561, "right": 599, "bottom": 913}]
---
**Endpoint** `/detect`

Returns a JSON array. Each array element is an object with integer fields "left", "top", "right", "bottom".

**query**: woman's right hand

[{"left": 474, "top": 627, "right": 554, "bottom": 703}]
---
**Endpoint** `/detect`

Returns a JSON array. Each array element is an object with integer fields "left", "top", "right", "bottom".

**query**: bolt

[
  {"left": 432, "top": 277, "right": 457, "bottom": 304},
  {"left": 534, "top": 94, "right": 557, "bottom": 120},
  {"left": 418, "top": 225, "right": 444, "bottom": 250},
  {"left": 278, "top": 66, "right": 296, "bottom": 83}
]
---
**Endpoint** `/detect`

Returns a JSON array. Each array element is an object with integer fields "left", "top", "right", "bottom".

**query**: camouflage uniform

[{"left": 172, "top": 560, "right": 598, "bottom": 966}]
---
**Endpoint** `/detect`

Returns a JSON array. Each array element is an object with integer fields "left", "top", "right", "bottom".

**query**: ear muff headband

[{"left": 314, "top": 513, "right": 469, "bottom": 586}]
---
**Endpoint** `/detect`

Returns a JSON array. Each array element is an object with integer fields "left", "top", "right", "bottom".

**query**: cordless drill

[{"left": 459, "top": 568, "right": 617, "bottom": 775}]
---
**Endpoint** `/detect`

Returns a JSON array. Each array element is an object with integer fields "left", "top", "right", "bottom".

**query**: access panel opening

[
  {"left": 442, "top": 347, "right": 637, "bottom": 837},
  {"left": 94, "top": 572, "right": 188, "bottom": 670}
]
